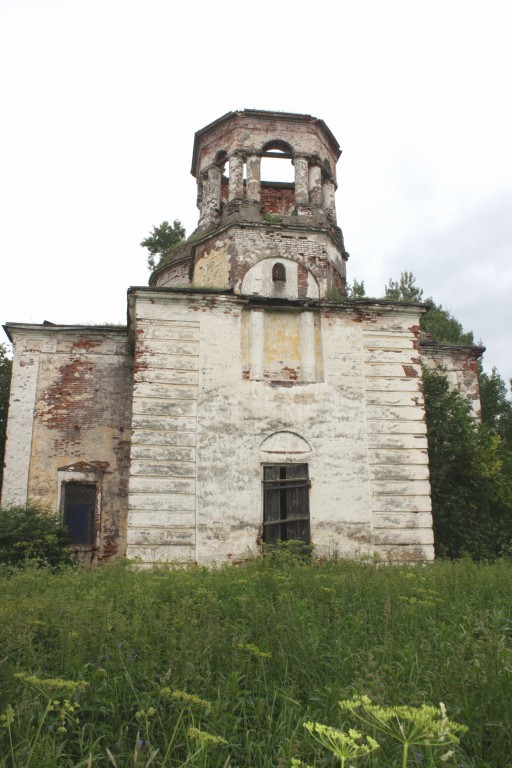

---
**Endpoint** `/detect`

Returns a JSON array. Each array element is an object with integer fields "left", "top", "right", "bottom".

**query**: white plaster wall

[
  {"left": 127, "top": 292, "right": 433, "bottom": 565},
  {"left": 127, "top": 297, "right": 200, "bottom": 563},
  {"left": 362, "top": 319, "right": 434, "bottom": 559},
  {"left": 1, "top": 336, "right": 42, "bottom": 506}
]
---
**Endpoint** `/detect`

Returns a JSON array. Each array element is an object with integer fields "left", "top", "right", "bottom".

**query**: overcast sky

[{"left": 1, "top": 0, "right": 510, "bottom": 383}]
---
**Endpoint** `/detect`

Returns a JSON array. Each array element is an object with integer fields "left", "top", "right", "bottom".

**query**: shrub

[{"left": 0, "top": 503, "right": 75, "bottom": 567}]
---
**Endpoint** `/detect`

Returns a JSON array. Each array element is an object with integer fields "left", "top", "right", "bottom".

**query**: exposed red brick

[
  {"left": 352, "top": 313, "right": 377, "bottom": 324},
  {"left": 260, "top": 185, "right": 295, "bottom": 215},
  {"left": 71, "top": 339, "right": 103, "bottom": 351}
]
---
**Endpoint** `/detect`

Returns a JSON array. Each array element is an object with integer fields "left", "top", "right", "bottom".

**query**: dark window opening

[
  {"left": 322, "top": 158, "right": 332, "bottom": 179},
  {"left": 63, "top": 482, "right": 96, "bottom": 546},
  {"left": 272, "top": 262, "right": 286, "bottom": 283},
  {"left": 263, "top": 464, "right": 310, "bottom": 544}
]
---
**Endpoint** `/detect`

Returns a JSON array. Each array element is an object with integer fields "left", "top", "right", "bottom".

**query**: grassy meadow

[{"left": 0, "top": 554, "right": 511, "bottom": 767}]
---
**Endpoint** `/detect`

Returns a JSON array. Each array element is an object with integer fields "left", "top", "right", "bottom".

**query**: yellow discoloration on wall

[
  {"left": 313, "top": 314, "right": 324, "bottom": 380},
  {"left": 194, "top": 248, "right": 230, "bottom": 288},
  {"left": 264, "top": 312, "right": 300, "bottom": 366}
]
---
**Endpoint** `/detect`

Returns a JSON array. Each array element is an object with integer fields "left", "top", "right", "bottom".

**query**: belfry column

[
  {"left": 308, "top": 159, "right": 323, "bottom": 207},
  {"left": 246, "top": 155, "right": 261, "bottom": 201},
  {"left": 294, "top": 157, "right": 309, "bottom": 204},
  {"left": 199, "top": 165, "right": 222, "bottom": 229},
  {"left": 323, "top": 178, "right": 337, "bottom": 220},
  {"left": 229, "top": 153, "right": 244, "bottom": 200}
]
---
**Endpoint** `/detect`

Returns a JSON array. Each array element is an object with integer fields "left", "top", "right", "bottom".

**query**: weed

[{"left": 0, "top": 558, "right": 510, "bottom": 766}]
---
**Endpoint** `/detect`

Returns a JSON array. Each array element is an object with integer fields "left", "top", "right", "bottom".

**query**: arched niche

[
  {"left": 260, "top": 431, "right": 312, "bottom": 455},
  {"left": 241, "top": 257, "right": 319, "bottom": 300}
]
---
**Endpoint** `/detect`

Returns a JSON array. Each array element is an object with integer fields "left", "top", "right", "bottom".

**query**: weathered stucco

[
  {"left": 123, "top": 289, "right": 434, "bottom": 565},
  {"left": 421, "top": 339, "right": 484, "bottom": 418},
  {"left": 1, "top": 326, "right": 132, "bottom": 562}
]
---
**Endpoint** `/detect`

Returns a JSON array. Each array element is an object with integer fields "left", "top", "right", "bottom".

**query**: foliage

[
  {"left": 422, "top": 302, "right": 474, "bottom": 346},
  {"left": 378, "top": 271, "right": 512, "bottom": 558},
  {"left": 1, "top": 557, "right": 512, "bottom": 766},
  {"left": 383, "top": 271, "right": 474, "bottom": 344},
  {"left": 345, "top": 278, "right": 366, "bottom": 298},
  {"left": 479, "top": 366, "right": 512, "bottom": 447},
  {"left": 262, "top": 212, "right": 282, "bottom": 224},
  {"left": 0, "top": 344, "right": 12, "bottom": 494},
  {"left": 384, "top": 271, "right": 424, "bottom": 303},
  {"left": 423, "top": 367, "right": 512, "bottom": 559},
  {"left": 0, "top": 503, "right": 75, "bottom": 568},
  {"left": 140, "top": 220, "right": 186, "bottom": 271}
]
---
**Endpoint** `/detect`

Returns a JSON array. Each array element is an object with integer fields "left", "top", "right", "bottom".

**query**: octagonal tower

[{"left": 151, "top": 110, "right": 348, "bottom": 301}]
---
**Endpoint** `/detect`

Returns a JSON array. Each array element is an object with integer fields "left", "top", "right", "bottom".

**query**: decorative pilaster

[
  {"left": 300, "top": 311, "right": 316, "bottom": 382},
  {"left": 249, "top": 309, "right": 265, "bottom": 380}
]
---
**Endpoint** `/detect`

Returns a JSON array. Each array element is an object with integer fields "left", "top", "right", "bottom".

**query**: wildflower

[
  {"left": 0, "top": 705, "right": 15, "bottom": 728},
  {"left": 238, "top": 642, "right": 272, "bottom": 659},
  {"left": 338, "top": 697, "right": 467, "bottom": 752},
  {"left": 187, "top": 726, "right": 228, "bottom": 747},
  {"left": 304, "top": 721, "right": 379, "bottom": 766},
  {"left": 162, "top": 689, "right": 211, "bottom": 709},
  {"left": 135, "top": 707, "right": 156, "bottom": 720},
  {"left": 14, "top": 673, "right": 88, "bottom": 692}
]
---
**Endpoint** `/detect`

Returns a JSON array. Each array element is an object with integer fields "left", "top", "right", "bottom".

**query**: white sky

[{"left": 1, "top": 0, "right": 511, "bottom": 383}]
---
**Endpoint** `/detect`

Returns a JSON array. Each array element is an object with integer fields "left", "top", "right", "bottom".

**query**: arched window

[
  {"left": 260, "top": 140, "right": 295, "bottom": 184},
  {"left": 214, "top": 150, "right": 228, "bottom": 173},
  {"left": 272, "top": 262, "right": 286, "bottom": 283}
]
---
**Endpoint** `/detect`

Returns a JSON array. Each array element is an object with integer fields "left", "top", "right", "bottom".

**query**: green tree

[
  {"left": 0, "top": 343, "right": 12, "bottom": 494},
  {"left": 424, "top": 366, "right": 512, "bottom": 558},
  {"left": 380, "top": 272, "right": 512, "bottom": 557},
  {"left": 140, "top": 219, "right": 186, "bottom": 271},
  {"left": 384, "top": 271, "right": 474, "bottom": 344},
  {"left": 479, "top": 366, "right": 512, "bottom": 447},
  {"left": 346, "top": 278, "right": 366, "bottom": 298},
  {"left": 384, "top": 270, "right": 424, "bottom": 302},
  {"left": 422, "top": 303, "right": 474, "bottom": 345}
]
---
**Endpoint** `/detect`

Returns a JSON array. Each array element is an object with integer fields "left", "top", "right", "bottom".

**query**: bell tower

[{"left": 150, "top": 110, "right": 348, "bottom": 301}]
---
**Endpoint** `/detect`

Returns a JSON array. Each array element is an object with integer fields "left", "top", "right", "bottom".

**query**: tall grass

[{"left": 0, "top": 555, "right": 511, "bottom": 766}]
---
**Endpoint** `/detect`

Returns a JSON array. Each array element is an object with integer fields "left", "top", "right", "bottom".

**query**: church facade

[{"left": 1, "top": 110, "right": 483, "bottom": 565}]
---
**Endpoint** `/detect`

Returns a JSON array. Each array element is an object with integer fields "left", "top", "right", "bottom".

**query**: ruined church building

[{"left": 1, "top": 110, "right": 483, "bottom": 565}]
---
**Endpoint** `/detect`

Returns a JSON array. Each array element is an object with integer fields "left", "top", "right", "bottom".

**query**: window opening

[
  {"left": 63, "top": 482, "right": 96, "bottom": 546},
  {"left": 272, "top": 262, "right": 286, "bottom": 283},
  {"left": 260, "top": 148, "right": 295, "bottom": 184},
  {"left": 215, "top": 150, "right": 228, "bottom": 177},
  {"left": 322, "top": 158, "right": 332, "bottom": 179},
  {"left": 263, "top": 464, "right": 310, "bottom": 544}
]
